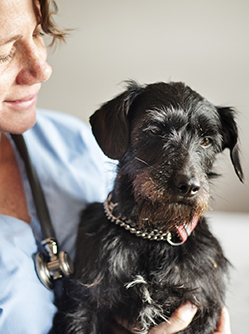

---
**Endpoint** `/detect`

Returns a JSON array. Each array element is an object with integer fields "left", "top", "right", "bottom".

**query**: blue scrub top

[{"left": 0, "top": 110, "right": 116, "bottom": 334}]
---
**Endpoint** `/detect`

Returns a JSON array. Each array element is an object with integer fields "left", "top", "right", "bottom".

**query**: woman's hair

[{"left": 36, "top": 0, "right": 68, "bottom": 45}]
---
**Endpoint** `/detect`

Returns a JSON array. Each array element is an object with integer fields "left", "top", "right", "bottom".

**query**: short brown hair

[{"left": 35, "top": 0, "right": 68, "bottom": 45}]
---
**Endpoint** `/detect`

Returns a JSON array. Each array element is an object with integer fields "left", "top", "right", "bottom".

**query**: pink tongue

[{"left": 175, "top": 216, "right": 199, "bottom": 242}]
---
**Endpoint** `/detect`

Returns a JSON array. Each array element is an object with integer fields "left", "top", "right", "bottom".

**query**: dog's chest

[{"left": 79, "top": 215, "right": 224, "bottom": 307}]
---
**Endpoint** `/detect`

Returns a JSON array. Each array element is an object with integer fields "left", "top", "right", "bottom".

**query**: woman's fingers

[
  {"left": 214, "top": 307, "right": 231, "bottom": 334},
  {"left": 113, "top": 305, "right": 231, "bottom": 334},
  {"left": 149, "top": 302, "right": 198, "bottom": 334}
]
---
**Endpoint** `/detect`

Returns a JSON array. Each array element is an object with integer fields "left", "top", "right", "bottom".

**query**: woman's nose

[{"left": 16, "top": 46, "right": 52, "bottom": 85}]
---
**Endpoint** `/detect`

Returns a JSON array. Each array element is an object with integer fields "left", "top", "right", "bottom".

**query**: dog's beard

[
  {"left": 134, "top": 199, "right": 208, "bottom": 230},
  {"left": 132, "top": 172, "right": 209, "bottom": 230}
]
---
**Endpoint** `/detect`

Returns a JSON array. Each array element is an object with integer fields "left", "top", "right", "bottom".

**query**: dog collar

[{"left": 103, "top": 193, "right": 198, "bottom": 246}]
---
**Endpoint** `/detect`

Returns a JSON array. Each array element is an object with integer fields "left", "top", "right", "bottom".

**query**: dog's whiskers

[{"left": 135, "top": 157, "right": 149, "bottom": 166}]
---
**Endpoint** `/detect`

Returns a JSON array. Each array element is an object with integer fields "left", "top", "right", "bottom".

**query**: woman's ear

[
  {"left": 216, "top": 106, "right": 244, "bottom": 183},
  {"left": 90, "top": 81, "right": 143, "bottom": 160}
]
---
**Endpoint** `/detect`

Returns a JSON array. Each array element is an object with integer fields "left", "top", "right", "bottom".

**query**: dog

[{"left": 53, "top": 81, "right": 244, "bottom": 334}]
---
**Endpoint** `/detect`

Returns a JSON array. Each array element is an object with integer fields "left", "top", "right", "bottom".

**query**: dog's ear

[
  {"left": 90, "top": 81, "right": 143, "bottom": 159},
  {"left": 217, "top": 106, "right": 244, "bottom": 182}
]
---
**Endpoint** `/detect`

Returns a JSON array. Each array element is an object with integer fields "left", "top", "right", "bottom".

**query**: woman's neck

[
  {"left": 0, "top": 132, "right": 6, "bottom": 145},
  {"left": 0, "top": 132, "right": 31, "bottom": 223},
  {"left": 0, "top": 132, "right": 8, "bottom": 161}
]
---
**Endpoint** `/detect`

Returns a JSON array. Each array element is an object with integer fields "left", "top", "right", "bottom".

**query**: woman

[{"left": 0, "top": 0, "right": 231, "bottom": 333}]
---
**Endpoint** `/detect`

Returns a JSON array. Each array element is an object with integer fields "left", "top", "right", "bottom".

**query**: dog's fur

[{"left": 53, "top": 81, "right": 244, "bottom": 334}]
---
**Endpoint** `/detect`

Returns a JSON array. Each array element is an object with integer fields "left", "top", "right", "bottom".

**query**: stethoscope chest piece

[{"left": 35, "top": 238, "right": 74, "bottom": 290}]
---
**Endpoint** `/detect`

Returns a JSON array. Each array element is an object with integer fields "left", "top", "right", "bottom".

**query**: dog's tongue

[{"left": 175, "top": 215, "right": 199, "bottom": 243}]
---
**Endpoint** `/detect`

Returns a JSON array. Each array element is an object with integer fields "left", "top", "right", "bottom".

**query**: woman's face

[{"left": 0, "top": 0, "right": 52, "bottom": 134}]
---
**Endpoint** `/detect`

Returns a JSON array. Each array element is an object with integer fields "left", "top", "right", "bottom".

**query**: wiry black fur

[{"left": 53, "top": 81, "right": 243, "bottom": 334}]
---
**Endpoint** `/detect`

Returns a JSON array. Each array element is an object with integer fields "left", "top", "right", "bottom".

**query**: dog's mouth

[{"left": 135, "top": 199, "right": 208, "bottom": 232}]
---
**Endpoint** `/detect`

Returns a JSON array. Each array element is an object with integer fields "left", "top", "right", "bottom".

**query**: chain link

[{"left": 103, "top": 193, "right": 169, "bottom": 241}]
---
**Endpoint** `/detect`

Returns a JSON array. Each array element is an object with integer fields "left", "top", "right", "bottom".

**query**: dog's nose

[{"left": 175, "top": 175, "right": 200, "bottom": 197}]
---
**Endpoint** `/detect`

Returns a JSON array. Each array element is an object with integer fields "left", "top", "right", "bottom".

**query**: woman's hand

[
  {"left": 149, "top": 305, "right": 231, "bottom": 334},
  {"left": 214, "top": 307, "right": 231, "bottom": 334},
  {"left": 113, "top": 304, "right": 231, "bottom": 334},
  {"left": 148, "top": 302, "right": 197, "bottom": 334},
  {"left": 112, "top": 302, "right": 197, "bottom": 334}
]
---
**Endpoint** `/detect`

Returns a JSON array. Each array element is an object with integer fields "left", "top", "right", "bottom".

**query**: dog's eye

[
  {"left": 201, "top": 137, "right": 212, "bottom": 147},
  {"left": 149, "top": 126, "right": 162, "bottom": 136}
]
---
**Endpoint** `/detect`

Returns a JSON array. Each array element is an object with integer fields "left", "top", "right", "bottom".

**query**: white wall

[{"left": 37, "top": 0, "right": 249, "bottom": 212}]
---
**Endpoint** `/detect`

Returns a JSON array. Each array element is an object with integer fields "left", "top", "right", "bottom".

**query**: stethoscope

[{"left": 11, "top": 134, "right": 74, "bottom": 290}]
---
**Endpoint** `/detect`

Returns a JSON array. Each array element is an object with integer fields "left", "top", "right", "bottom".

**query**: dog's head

[{"left": 90, "top": 81, "right": 244, "bottom": 228}]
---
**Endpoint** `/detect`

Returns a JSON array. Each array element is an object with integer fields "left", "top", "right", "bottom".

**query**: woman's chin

[{"left": 0, "top": 105, "right": 37, "bottom": 134}]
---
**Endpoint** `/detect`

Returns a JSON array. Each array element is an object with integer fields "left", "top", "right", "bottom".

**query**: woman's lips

[{"left": 4, "top": 94, "right": 38, "bottom": 111}]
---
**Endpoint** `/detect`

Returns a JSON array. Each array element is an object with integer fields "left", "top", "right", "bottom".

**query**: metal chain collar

[{"left": 103, "top": 193, "right": 171, "bottom": 242}]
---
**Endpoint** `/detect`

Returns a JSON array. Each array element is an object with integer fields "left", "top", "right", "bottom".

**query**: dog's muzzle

[{"left": 104, "top": 192, "right": 199, "bottom": 246}]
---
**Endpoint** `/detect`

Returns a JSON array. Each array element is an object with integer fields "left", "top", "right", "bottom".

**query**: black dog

[{"left": 54, "top": 81, "right": 243, "bottom": 334}]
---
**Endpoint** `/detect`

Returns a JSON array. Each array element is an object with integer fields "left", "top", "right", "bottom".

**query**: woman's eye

[
  {"left": 0, "top": 49, "right": 15, "bottom": 64},
  {"left": 33, "top": 24, "right": 44, "bottom": 39},
  {"left": 201, "top": 137, "right": 212, "bottom": 147},
  {"left": 33, "top": 31, "right": 44, "bottom": 39}
]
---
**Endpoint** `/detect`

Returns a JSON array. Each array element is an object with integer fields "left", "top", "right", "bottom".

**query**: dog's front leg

[
  {"left": 53, "top": 307, "right": 95, "bottom": 333},
  {"left": 53, "top": 284, "right": 102, "bottom": 334},
  {"left": 53, "top": 306, "right": 101, "bottom": 334}
]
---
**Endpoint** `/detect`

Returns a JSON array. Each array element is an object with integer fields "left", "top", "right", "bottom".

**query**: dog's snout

[{"left": 175, "top": 174, "right": 200, "bottom": 197}]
